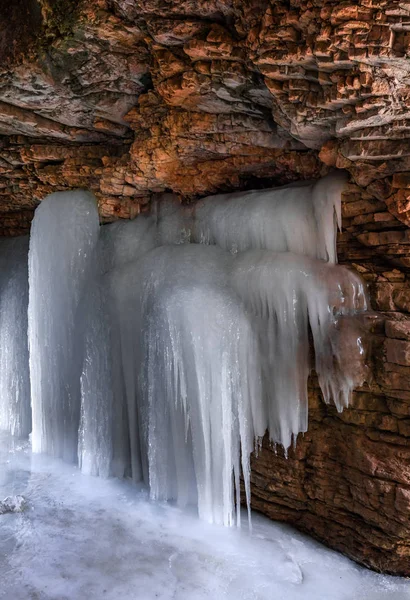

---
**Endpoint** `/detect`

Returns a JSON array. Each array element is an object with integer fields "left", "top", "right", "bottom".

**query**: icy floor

[{"left": 0, "top": 433, "right": 409, "bottom": 600}]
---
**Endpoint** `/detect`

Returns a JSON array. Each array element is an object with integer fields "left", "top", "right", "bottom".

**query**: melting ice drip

[{"left": 1, "top": 173, "right": 369, "bottom": 527}]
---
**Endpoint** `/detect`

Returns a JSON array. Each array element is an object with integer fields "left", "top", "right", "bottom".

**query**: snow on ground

[{"left": 0, "top": 432, "right": 409, "bottom": 600}]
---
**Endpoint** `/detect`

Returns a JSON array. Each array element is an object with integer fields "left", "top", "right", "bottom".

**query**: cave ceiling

[{"left": 0, "top": 0, "right": 409, "bottom": 236}]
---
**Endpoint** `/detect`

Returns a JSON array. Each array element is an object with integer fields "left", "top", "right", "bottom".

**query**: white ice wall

[
  {"left": 1, "top": 172, "right": 369, "bottom": 527},
  {"left": 28, "top": 190, "right": 100, "bottom": 462},
  {"left": 0, "top": 236, "right": 31, "bottom": 438}
]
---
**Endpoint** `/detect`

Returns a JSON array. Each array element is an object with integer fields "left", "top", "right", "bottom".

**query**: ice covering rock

[
  {"left": 230, "top": 251, "right": 369, "bottom": 449},
  {"left": 0, "top": 237, "right": 31, "bottom": 438},
  {"left": 0, "top": 495, "right": 27, "bottom": 514}
]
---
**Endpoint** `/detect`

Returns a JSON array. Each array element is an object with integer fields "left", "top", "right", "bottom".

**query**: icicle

[
  {"left": 109, "top": 245, "right": 263, "bottom": 525},
  {"left": 0, "top": 237, "right": 31, "bottom": 438},
  {"left": 231, "top": 250, "right": 369, "bottom": 448},
  {"left": 28, "top": 190, "right": 100, "bottom": 463},
  {"left": 192, "top": 172, "right": 347, "bottom": 262}
]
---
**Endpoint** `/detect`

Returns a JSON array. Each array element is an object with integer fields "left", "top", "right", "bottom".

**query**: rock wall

[{"left": 1, "top": 0, "right": 410, "bottom": 575}]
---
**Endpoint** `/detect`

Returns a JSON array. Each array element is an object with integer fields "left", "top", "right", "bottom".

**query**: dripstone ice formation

[{"left": 1, "top": 0, "right": 410, "bottom": 576}]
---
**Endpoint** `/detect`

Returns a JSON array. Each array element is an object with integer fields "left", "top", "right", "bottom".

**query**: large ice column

[
  {"left": 28, "top": 190, "right": 100, "bottom": 463},
  {"left": 0, "top": 237, "right": 31, "bottom": 438},
  {"left": 100, "top": 215, "right": 162, "bottom": 481},
  {"left": 192, "top": 172, "right": 347, "bottom": 262},
  {"left": 110, "top": 245, "right": 263, "bottom": 525},
  {"left": 94, "top": 209, "right": 187, "bottom": 482},
  {"left": 78, "top": 279, "right": 114, "bottom": 478}
]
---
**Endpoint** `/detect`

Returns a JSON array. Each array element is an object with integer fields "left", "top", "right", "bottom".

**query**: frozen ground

[{"left": 0, "top": 433, "right": 409, "bottom": 600}]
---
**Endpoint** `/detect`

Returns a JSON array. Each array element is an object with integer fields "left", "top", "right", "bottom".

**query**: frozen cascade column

[
  {"left": 0, "top": 237, "right": 31, "bottom": 438},
  {"left": 78, "top": 276, "right": 114, "bottom": 478},
  {"left": 28, "top": 190, "right": 100, "bottom": 462},
  {"left": 124, "top": 245, "right": 264, "bottom": 526}
]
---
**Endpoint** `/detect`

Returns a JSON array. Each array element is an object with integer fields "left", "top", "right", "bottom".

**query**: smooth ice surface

[
  {"left": 78, "top": 280, "right": 114, "bottom": 478},
  {"left": 28, "top": 190, "right": 100, "bottom": 463},
  {"left": 100, "top": 214, "right": 157, "bottom": 272},
  {"left": 1, "top": 433, "right": 409, "bottom": 600},
  {"left": 0, "top": 237, "right": 31, "bottom": 438}
]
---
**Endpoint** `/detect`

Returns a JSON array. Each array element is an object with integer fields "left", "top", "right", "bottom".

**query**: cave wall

[{"left": 1, "top": 0, "right": 410, "bottom": 575}]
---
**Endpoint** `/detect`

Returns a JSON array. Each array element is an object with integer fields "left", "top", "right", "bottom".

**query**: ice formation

[
  {"left": 78, "top": 279, "right": 114, "bottom": 478},
  {"left": 191, "top": 172, "right": 346, "bottom": 262},
  {"left": 0, "top": 494, "right": 27, "bottom": 514},
  {"left": 230, "top": 251, "right": 369, "bottom": 448},
  {"left": 1, "top": 172, "right": 370, "bottom": 526},
  {"left": 28, "top": 191, "right": 100, "bottom": 462},
  {"left": 108, "top": 245, "right": 262, "bottom": 525},
  {"left": 0, "top": 237, "right": 31, "bottom": 438}
]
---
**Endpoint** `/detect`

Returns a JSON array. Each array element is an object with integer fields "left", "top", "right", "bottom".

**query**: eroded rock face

[{"left": 1, "top": 0, "right": 410, "bottom": 576}]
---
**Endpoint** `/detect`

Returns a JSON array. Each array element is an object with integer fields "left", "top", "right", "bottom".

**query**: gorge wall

[{"left": 1, "top": 0, "right": 410, "bottom": 575}]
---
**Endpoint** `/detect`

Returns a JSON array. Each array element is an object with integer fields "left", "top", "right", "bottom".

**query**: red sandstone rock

[
  {"left": 0, "top": 0, "right": 409, "bottom": 233},
  {"left": 386, "top": 320, "right": 410, "bottom": 341}
]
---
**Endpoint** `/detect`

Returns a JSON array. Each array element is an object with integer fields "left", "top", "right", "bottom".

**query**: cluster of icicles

[{"left": 0, "top": 173, "right": 369, "bottom": 527}]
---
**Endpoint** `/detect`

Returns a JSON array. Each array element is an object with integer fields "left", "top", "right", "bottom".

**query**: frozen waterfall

[
  {"left": 1, "top": 173, "right": 370, "bottom": 526},
  {"left": 192, "top": 173, "right": 346, "bottom": 262},
  {"left": 28, "top": 191, "right": 100, "bottom": 463},
  {"left": 0, "top": 237, "right": 31, "bottom": 438}
]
